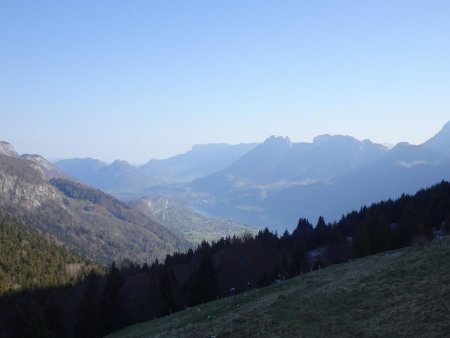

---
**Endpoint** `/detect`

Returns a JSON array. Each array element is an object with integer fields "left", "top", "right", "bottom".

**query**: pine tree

[
  {"left": 159, "top": 265, "right": 179, "bottom": 313},
  {"left": 353, "top": 222, "right": 371, "bottom": 258},
  {"left": 186, "top": 254, "right": 218, "bottom": 306},
  {"left": 99, "top": 262, "right": 124, "bottom": 336},
  {"left": 75, "top": 271, "right": 101, "bottom": 338},
  {"left": 371, "top": 212, "right": 391, "bottom": 253},
  {"left": 289, "top": 238, "right": 307, "bottom": 276}
]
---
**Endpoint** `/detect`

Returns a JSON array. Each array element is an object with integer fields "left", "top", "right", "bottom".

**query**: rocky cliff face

[
  {"left": 0, "top": 154, "right": 63, "bottom": 209},
  {"left": 21, "top": 154, "right": 72, "bottom": 180}
]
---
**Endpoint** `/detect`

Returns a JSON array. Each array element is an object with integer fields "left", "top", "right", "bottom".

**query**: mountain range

[
  {"left": 0, "top": 144, "right": 189, "bottom": 264},
  {"left": 3, "top": 121, "right": 450, "bottom": 238},
  {"left": 188, "top": 122, "right": 450, "bottom": 230},
  {"left": 54, "top": 143, "right": 257, "bottom": 198},
  {"left": 131, "top": 121, "right": 449, "bottom": 231}
]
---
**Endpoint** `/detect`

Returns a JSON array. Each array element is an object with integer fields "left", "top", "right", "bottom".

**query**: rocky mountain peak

[
  {"left": 0, "top": 141, "right": 19, "bottom": 157},
  {"left": 263, "top": 135, "right": 291, "bottom": 147},
  {"left": 111, "top": 159, "right": 132, "bottom": 168},
  {"left": 21, "top": 154, "right": 71, "bottom": 180}
]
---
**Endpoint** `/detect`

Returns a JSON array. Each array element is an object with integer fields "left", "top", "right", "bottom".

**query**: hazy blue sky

[{"left": 1, "top": 0, "right": 449, "bottom": 163}]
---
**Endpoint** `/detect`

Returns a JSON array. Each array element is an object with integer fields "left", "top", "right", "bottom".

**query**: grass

[{"left": 107, "top": 239, "right": 450, "bottom": 337}]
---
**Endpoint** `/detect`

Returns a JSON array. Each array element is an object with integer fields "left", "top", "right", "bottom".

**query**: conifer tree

[
  {"left": 353, "top": 222, "right": 371, "bottom": 258},
  {"left": 99, "top": 262, "right": 124, "bottom": 336},
  {"left": 75, "top": 271, "right": 101, "bottom": 338}
]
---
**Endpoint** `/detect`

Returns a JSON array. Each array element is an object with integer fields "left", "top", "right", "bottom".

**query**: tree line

[{"left": 1, "top": 181, "right": 449, "bottom": 337}]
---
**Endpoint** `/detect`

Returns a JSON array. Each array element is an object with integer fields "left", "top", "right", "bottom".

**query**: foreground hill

[
  {"left": 108, "top": 239, "right": 450, "bottom": 337},
  {"left": 0, "top": 146, "right": 189, "bottom": 264},
  {"left": 130, "top": 195, "right": 257, "bottom": 244}
]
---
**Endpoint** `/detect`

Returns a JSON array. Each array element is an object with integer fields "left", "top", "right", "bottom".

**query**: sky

[{"left": 1, "top": 0, "right": 449, "bottom": 163}]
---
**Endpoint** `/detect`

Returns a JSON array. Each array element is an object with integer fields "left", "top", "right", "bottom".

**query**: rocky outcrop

[
  {"left": 0, "top": 141, "right": 19, "bottom": 157},
  {"left": 0, "top": 155, "right": 63, "bottom": 209},
  {"left": 21, "top": 154, "right": 72, "bottom": 180}
]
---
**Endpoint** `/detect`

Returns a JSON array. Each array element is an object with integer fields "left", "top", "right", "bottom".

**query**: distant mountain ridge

[
  {"left": 192, "top": 134, "right": 388, "bottom": 196},
  {"left": 54, "top": 158, "right": 153, "bottom": 194},
  {"left": 139, "top": 143, "right": 258, "bottom": 184},
  {"left": 187, "top": 122, "right": 450, "bottom": 230},
  {"left": 424, "top": 121, "right": 450, "bottom": 156},
  {"left": 54, "top": 143, "right": 258, "bottom": 196}
]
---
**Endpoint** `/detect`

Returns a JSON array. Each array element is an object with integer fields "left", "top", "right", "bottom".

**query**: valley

[{"left": 2, "top": 3, "right": 449, "bottom": 337}]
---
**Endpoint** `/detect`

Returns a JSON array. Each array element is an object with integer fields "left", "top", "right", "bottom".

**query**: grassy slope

[{"left": 108, "top": 239, "right": 450, "bottom": 338}]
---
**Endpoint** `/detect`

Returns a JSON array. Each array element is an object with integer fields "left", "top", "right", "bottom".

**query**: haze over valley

[
  {"left": 2, "top": 1, "right": 450, "bottom": 337},
  {"left": 51, "top": 120, "right": 450, "bottom": 231}
]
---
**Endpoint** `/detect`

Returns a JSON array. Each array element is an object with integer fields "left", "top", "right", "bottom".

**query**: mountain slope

[
  {"left": 108, "top": 239, "right": 450, "bottom": 338},
  {"left": 50, "top": 178, "right": 190, "bottom": 263},
  {"left": 21, "top": 153, "right": 73, "bottom": 180},
  {"left": 139, "top": 143, "right": 258, "bottom": 184},
  {"left": 0, "top": 146, "right": 189, "bottom": 264},
  {"left": 260, "top": 142, "right": 450, "bottom": 227},
  {"left": 130, "top": 196, "right": 256, "bottom": 244},
  {"left": 0, "top": 213, "right": 98, "bottom": 294},
  {"left": 423, "top": 120, "right": 450, "bottom": 156}
]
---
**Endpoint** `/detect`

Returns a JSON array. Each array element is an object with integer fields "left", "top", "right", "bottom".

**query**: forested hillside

[
  {"left": 1, "top": 181, "right": 449, "bottom": 337},
  {"left": 0, "top": 213, "right": 98, "bottom": 294}
]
